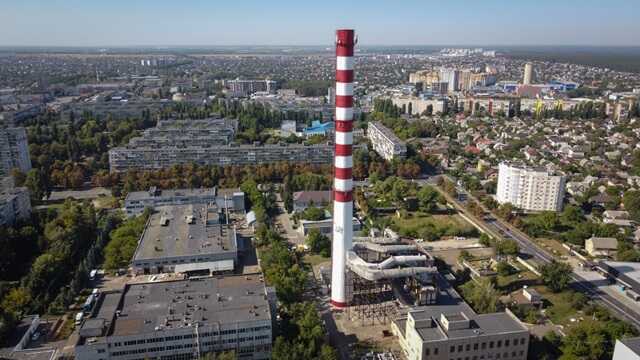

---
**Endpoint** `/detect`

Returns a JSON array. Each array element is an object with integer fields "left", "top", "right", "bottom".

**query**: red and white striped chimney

[{"left": 331, "top": 29, "right": 355, "bottom": 309}]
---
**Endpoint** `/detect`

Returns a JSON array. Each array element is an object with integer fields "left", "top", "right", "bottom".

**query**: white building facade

[
  {"left": 367, "top": 122, "right": 407, "bottom": 161},
  {"left": 496, "top": 162, "right": 566, "bottom": 212}
]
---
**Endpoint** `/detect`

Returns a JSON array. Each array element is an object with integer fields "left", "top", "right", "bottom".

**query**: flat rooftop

[
  {"left": 369, "top": 122, "right": 406, "bottom": 145},
  {"left": 80, "top": 275, "right": 272, "bottom": 340},
  {"left": 125, "top": 187, "right": 218, "bottom": 202},
  {"left": 133, "top": 204, "right": 236, "bottom": 262},
  {"left": 404, "top": 275, "right": 527, "bottom": 342},
  {"left": 620, "top": 337, "right": 640, "bottom": 355},
  {"left": 601, "top": 261, "right": 640, "bottom": 288}
]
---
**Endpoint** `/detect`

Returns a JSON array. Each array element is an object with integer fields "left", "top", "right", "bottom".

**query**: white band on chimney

[
  {"left": 335, "top": 107, "right": 354, "bottom": 121},
  {"left": 334, "top": 178, "right": 353, "bottom": 192},
  {"left": 334, "top": 155, "right": 353, "bottom": 168},
  {"left": 335, "top": 131, "right": 353, "bottom": 145},
  {"left": 336, "top": 82, "right": 354, "bottom": 96},
  {"left": 336, "top": 56, "right": 354, "bottom": 71}
]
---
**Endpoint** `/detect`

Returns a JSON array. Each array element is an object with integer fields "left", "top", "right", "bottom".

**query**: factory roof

[
  {"left": 79, "top": 275, "right": 272, "bottom": 341},
  {"left": 620, "top": 337, "right": 640, "bottom": 355},
  {"left": 132, "top": 204, "right": 236, "bottom": 262},
  {"left": 125, "top": 187, "right": 220, "bottom": 202}
]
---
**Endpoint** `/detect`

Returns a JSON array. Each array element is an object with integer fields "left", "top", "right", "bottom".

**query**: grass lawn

[
  {"left": 92, "top": 195, "right": 119, "bottom": 209},
  {"left": 535, "top": 238, "right": 570, "bottom": 257},
  {"left": 534, "top": 287, "right": 585, "bottom": 326},
  {"left": 54, "top": 316, "right": 75, "bottom": 341},
  {"left": 303, "top": 254, "right": 330, "bottom": 267},
  {"left": 390, "top": 212, "right": 477, "bottom": 239},
  {"left": 495, "top": 269, "right": 539, "bottom": 294}
]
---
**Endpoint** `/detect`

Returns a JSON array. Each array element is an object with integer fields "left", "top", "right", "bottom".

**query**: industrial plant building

[
  {"left": 124, "top": 187, "right": 244, "bottom": 217},
  {"left": 392, "top": 283, "right": 530, "bottom": 360},
  {"left": 131, "top": 204, "right": 238, "bottom": 275},
  {"left": 75, "top": 275, "right": 276, "bottom": 360}
]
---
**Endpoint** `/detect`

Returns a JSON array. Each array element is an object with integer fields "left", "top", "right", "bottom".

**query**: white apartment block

[
  {"left": 496, "top": 162, "right": 566, "bottom": 212},
  {"left": 367, "top": 122, "right": 407, "bottom": 161},
  {"left": 0, "top": 127, "right": 32, "bottom": 178},
  {"left": 0, "top": 186, "right": 31, "bottom": 226}
]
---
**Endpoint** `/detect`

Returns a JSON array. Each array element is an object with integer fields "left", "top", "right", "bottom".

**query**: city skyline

[{"left": 1, "top": 0, "right": 639, "bottom": 47}]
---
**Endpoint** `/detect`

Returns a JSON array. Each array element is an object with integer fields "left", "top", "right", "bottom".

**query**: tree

[
  {"left": 417, "top": 185, "right": 440, "bottom": 213},
  {"left": 496, "top": 261, "right": 514, "bottom": 276},
  {"left": 0, "top": 287, "right": 30, "bottom": 316},
  {"left": 540, "top": 261, "right": 572, "bottom": 293},
  {"left": 496, "top": 203, "right": 515, "bottom": 221},
  {"left": 272, "top": 302, "right": 333, "bottom": 360},
  {"left": 306, "top": 229, "right": 331, "bottom": 257},
  {"left": 495, "top": 239, "right": 519, "bottom": 256},
  {"left": 10, "top": 168, "right": 26, "bottom": 186},
  {"left": 301, "top": 206, "right": 325, "bottom": 221},
  {"left": 623, "top": 190, "right": 640, "bottom": 222},
  {"left": 24, "top": 168, "right": 50, "bottom": 201},
  {"left": 561, "top": 320, "right": 608, "bottom": 360},
  {"left": 103, "top": 210, "right": 150, "bottom": 270},
  {"left": 460, "top": 278, "right": 499, "bottom": 314},
  {"left": 466, "top": 200, "right": 484, "bottom": 217}
]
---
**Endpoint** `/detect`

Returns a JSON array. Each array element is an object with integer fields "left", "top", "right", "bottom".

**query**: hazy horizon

[{"left": 1, "top": 0, "right": 639, "bottom": 47}]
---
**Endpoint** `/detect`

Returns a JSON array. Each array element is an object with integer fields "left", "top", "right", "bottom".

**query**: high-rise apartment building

[
  {"left": 496, "top": 162, "right": 566, "bottom": 212},
  {"left": 0, "top": 127, "right": 32, "bottom": 177},
  {"left": 439, "top": 68, "right": 461, "bottom": 93},
  {"left": 523, "top": 63, "right": 534, "bottom": 85}
]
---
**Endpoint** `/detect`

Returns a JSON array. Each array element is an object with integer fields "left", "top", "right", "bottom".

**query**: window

[
  {"left": 482, "top": 343, "right": 487, "bottom": 350},
  {"left": 497, "top": 340, "right": 502, "bottom": 348},
  {"left": 466, "top": 344, "right": 470, "bottom": 351},
  {"left": 458, "top": 345, "right": 463, "bottom": 352},
  {"left": 490, "top": 341, "right": 494, "bottom": 349},
  {"left": 451, "top": 346, "right": 455, "bottom": 353},
  {"left": 426, "top": 348, "right": 430, "bottom": 356},
  {"left": 474, "top": 343, "right": 478, "bottom": 350},
  {"left": 505, "top": 339, "right": 510, "bottom": 347}
]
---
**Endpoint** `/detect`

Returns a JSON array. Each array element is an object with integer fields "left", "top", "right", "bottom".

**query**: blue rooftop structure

[{"left": 303, "top": 120, "right": 334, "bottom": 137}]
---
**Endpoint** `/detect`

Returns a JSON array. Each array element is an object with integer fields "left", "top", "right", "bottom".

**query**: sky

[{"left": 0, "top": 0, "right": 639, "bottom": 47}]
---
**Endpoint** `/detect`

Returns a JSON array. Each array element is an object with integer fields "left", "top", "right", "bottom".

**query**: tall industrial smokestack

[{"left": 331, "top": 29, "right": 355, "bottom": 309}]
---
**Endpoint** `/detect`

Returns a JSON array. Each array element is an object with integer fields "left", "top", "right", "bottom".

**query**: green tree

[
  {"left": 623, "top": 190, "right": 640, "bottom": 222},
  {"left": 540, "top": 261, "right": 572, "bottom": 293},
  {"left": 417, "top": 185, "right": 440, "bottom": 213},
  {"left": 103, "top": 209, "right": 150, "bottom": 270},
  {"left": 306, "top": 229, "right": 331, "bottom": 257},
  {"left": 24, "top": 168, "right": 50, "bottom": 201},
  {"left": 302, "top": 206, "right": 325, "bottom": 221},
  {"left": 460, "top": 278, "right": 499, "bottom": 314},
  {"left": 495, "top": 239, "right": 519, "bottom": 256}
]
